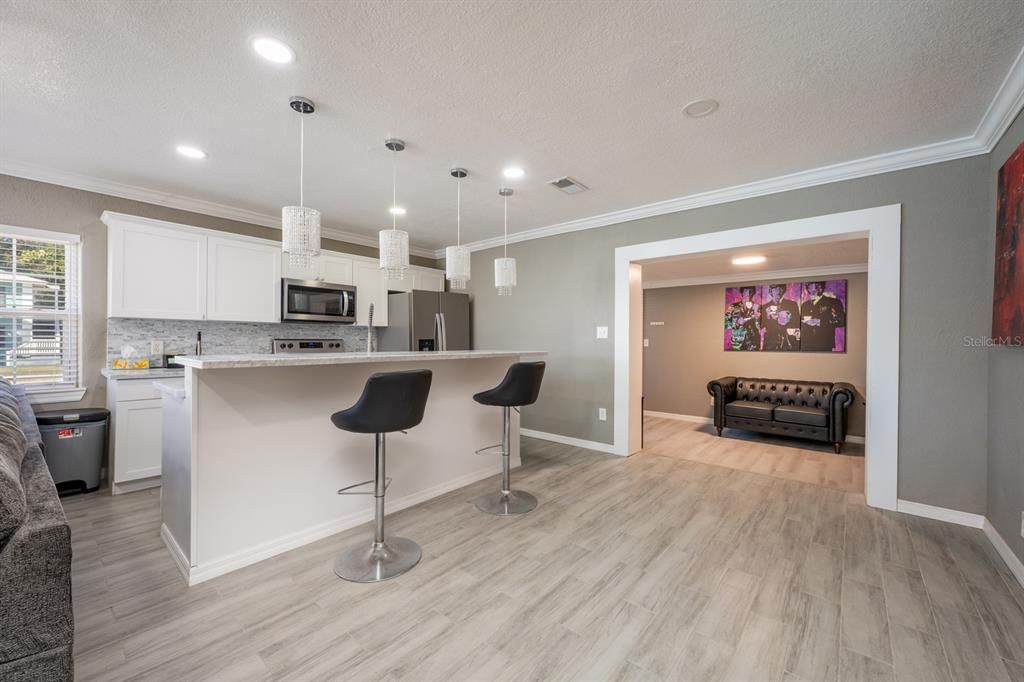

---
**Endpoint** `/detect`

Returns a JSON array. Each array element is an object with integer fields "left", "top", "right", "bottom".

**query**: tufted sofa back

[{"left": 735, "top": 377, "right": 833, "bottom": 410}]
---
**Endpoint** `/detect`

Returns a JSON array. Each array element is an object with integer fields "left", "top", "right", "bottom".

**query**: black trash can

[{"left": 36, "top": 408, "right": 110, "bottom": 496}]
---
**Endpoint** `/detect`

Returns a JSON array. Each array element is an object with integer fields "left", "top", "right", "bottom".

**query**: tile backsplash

[{"left": 107, "top": 318, "right": 372, "bottom": 364}]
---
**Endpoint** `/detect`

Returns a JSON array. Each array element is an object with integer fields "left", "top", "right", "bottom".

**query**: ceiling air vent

[{"left": 548, "top": 176, "right": 589, "bottom": 195}]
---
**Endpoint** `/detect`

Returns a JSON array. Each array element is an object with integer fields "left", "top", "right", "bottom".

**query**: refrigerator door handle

[
  {"left": 434, "top": 313, "right": 442, "bottom": 351},
  {"left": 440, "top": 312, "right": 448, "bottom": 351}
]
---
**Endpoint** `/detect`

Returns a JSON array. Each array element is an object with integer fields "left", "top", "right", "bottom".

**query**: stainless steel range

[{"left": 272, "top": 338, "right": 345, "bottom": 353}]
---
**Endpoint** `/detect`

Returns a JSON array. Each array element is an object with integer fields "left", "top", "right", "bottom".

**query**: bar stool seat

[
  {"left": 472, "top": 361, "right": 545, "bottom": 516},
  {"left": 331, "top": 369, "right": 432, "bottom": 583}
]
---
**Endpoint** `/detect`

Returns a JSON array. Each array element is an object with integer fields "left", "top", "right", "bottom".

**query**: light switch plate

[
  {"left": 596, "top": 326, "right": 609, "bottom": 339},
  {"left": 598, "top": 407, "right": 607, "bottom": 421}
]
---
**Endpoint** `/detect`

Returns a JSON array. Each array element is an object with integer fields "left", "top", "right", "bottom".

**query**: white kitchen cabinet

[
  {"left": 352, "top": 260, "right": 388, "bottom": 327},
  {"left": 281, "top": 253, "right": 318, "bottom": 281},
  {"left": 318, "top": 253, "right": 354, "bottom": 285},
  {"left": 207, "top": 235, "right": 281, "bottom": 322},
  {"left": 106, "top": 215, "right": 207, "bottom": 320},
  {"left": 105, "top": 376, "right": 166, "bottom": 494},
  {"left": 413, "top": 268, "right": 445, "bottom": 292}
]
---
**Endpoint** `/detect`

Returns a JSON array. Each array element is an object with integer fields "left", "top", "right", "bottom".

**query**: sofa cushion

[
  {"left": 725, "top": 400, "right": 775, "bottom": 420},
  {"left": 774, "top": 404, "right": 828, "bottom": 427},
  {"left": 0, "top": 445, "right": 27, "bottom": 549}
]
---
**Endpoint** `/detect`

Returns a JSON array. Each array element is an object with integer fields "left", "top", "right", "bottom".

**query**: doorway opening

[{"left": 613, "top": 205, "right": 901, "bottom": 510}]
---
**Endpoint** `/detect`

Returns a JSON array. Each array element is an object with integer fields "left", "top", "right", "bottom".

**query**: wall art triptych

[{"left": 724, "top": 279, "right": 847, "bottom": 353}]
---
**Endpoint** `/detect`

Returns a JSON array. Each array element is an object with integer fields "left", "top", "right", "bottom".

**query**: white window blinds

[{"left": 0, "top": 229, "right": 80, "bottom": 393}]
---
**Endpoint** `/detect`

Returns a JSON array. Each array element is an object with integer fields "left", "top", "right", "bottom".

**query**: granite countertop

[
  {"left": 175, "top": 350, "right": 547, "bottom": 370},
  {"left": 100, "top": 367, "right": 187, "bottom": 380}
]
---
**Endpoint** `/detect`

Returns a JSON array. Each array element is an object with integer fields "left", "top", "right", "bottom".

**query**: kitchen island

[{"left": 159, "top": 350, "right": 545, "bottom": 585}]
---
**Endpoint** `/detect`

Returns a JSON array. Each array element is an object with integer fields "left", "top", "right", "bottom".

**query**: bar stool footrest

[
  {"left": 337, "top": 477, "right": 392, "bottom": 495},
  {"left": 474, "top": 443, "right": 505, "bottom": 456}
]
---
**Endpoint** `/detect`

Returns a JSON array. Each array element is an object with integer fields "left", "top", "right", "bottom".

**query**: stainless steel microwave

[{"left": 281, "top": 279, "right": 357, "bottom": 323}]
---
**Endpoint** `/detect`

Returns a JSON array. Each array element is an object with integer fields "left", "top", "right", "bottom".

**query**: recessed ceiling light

[
  {"left": 251, "top": 36, "right": 295, "bottom": 64},
  {"left": 683, "top": 98, "right": 719, "bottom": 118},
  {"left": 502, "top": 166, "right": 525, "bottom": 180},
  {"left": 732, "top": 255, "right": 766, "bottom": 266},
  {"left": 389, "top": 206, "right": 406, "bottom": 216},
  {"left": 175, "top": 145, "right": 206, "bottom": 160}
]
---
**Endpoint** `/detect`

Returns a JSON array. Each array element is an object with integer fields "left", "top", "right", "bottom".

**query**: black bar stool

[
  {"left": 330, "top": 369, "right": 432, "bottom": 582},
  {"left": 472, "top": 361, "right": 546, "bottom": 516}
]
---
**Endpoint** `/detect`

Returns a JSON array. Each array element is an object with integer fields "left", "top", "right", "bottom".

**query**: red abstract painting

[{"left": 994, "top": 140, "right": 1024, "bottom": 343}]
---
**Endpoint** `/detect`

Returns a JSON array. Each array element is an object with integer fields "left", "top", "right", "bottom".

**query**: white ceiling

[
  {"left": 641, "top": 237, "right": 869, "bottom": 286},
  {"left": 2, "top": 1, "right": 1023, "bottom": 253}
]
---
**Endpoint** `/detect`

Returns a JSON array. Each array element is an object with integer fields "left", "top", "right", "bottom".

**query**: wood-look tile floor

[
  {"left": 643, "top": 416, "right": 866, "bottom": 494},
  {"left": 65, "top": 437, "right": 1023, "bottom": 682}
]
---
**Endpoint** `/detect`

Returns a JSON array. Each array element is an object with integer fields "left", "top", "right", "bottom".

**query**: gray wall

[
  {"left": 643, "top": 272, "right": 867, "bottom": 436},
  {"left": 469, "top": 154, "right": 991, "bottom": 513},
  {"left": 987, "top": 109, "right": 1024, "bottom": 563},
  {"left": 0, "top": 174, "right": 433, "bottom": 410}
]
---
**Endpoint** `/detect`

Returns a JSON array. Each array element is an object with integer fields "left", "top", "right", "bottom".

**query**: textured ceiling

[
  {"left": 641, "top": 238, "right": 869, "bottom": 284},
  {"left": 2, "top": 0, "right": 1023, "bottom": 250}
]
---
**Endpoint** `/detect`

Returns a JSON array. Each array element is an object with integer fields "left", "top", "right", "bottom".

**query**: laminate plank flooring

[
  {"left": 642, "top": 416, "right": 865, "bottom": 494},
  {"left": 64, "top": 435, "right": 1022, "bottom": 681}
]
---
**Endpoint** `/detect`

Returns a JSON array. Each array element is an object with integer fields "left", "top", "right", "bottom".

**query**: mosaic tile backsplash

[{"left": 107, "top": 318, "right": 372, "bottom": 364}]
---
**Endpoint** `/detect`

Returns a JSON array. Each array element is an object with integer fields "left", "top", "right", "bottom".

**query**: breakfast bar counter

[{"left": 159, "top": 350, "right": 545, "bottom": 585}]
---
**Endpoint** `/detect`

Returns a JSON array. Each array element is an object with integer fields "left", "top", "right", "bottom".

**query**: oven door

[{"left": 282, "top": 279, "right": 357, "bottom": 323}]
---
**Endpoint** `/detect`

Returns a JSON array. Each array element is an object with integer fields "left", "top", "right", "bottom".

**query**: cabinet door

[
  {"left": 319, "top": 253, "right": 354, "bottom": 285},
  {"left": 413, "top": 269, "right": 446, "bottom": 292},
  {"left": 207, "top": 236, "right": 281, "bottom": 322},
  {"left": 352, "top": 260, "right": 388, "bottom": 327},
  {"left": 113, "top": 398, "right": 163, "bottom": 482},
  {"left": 281, "top": 252, "right": 318, "bottom": 281},
  {"left": 108, "top": 220, "right": 207, "bottom": 319}
]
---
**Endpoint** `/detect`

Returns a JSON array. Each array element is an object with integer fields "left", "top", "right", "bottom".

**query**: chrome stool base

[
  {"left": 334, "top": 536, "right": 422, "bottom": 583},
  {"left": 474, "top": 490, "right": 538, "bottom": 516}
]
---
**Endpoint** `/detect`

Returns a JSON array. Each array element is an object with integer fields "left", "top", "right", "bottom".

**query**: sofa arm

[
  {"left": 706, "top": 377, "right": 738, "bottom": 429},
  {"left": 829, "top": 382, "right": 856, "bottom": 444}
]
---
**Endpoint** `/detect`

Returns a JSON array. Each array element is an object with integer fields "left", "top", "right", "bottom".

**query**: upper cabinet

[
  {"left": 107, "top": 215, "right": 208, "bottom": 320},
  {"left": 383, "top": 267, "right": 446, "bottom": 294},
  {"left": 207, "top": 235, "right": 281, "bottom": 323},
  {"left": 281, "top": 251, "right": 354, "bottom": 285},
  {"left": 352, "top": 260, "right": 388, "bottom": 327}
]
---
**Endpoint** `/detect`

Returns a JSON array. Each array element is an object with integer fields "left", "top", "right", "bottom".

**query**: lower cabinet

[{"left": 106, "top": 378, "right": 165, "bottom": 494}]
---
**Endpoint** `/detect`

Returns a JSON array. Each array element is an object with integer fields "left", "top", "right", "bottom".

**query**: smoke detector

[{"left": 548, "top": 176, "right": 589, "bottom": 195}]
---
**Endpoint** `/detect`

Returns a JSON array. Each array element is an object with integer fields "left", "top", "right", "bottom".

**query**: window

[{"left": 0, "top": 225, "right": 83, "bottom": 402}]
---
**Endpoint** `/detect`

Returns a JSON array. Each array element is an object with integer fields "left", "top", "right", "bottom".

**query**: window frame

[{"left": 0, "top": 223, "right": 85, "bottom": 404}]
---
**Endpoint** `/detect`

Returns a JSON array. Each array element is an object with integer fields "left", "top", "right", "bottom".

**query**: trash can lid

[{"left": 36, "top": 408, "right": 110, "bottom": 425}]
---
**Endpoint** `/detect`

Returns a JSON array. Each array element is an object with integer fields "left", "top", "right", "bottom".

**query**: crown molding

[
  {"left": 0, "top": 160, "right": 437, "bottom": 259},
  {"left": 642, "top": 263, "right": 868, "bottom": 289},
  {"left": 455, "top": 45, "right": 1024, "bottom": 258}
]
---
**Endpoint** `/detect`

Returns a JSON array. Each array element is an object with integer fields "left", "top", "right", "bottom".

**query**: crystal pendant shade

[
  {"left": 445, "top": 245, "right": 471, "bottom": 290},
  {"left": 494, "top": 257, "right": 516, "bottom": 296},
  {"left": 379, "top": 229, "right": 409, "bottom": 280},
  {"left": 282, "top": 205, "right": 321, "bottom": 269}
]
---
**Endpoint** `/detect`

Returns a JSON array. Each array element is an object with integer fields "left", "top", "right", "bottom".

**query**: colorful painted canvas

[
  {"left": 760, "top": 282, "right": 802, "bottom": 351},
  {"left": 993, "top": 140, "right": 1024, "bottom": 343},
  {"left": 724, "top": 285, "right": 761, "bottom": 351},
  {"left": 799, "top": 280, "right": 847, "bottom": 352}
]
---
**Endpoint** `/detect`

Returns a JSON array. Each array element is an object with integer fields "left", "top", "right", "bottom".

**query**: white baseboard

[
  {"left": 896, "top": 499, "right": 986, "bottom": 528},
  {"left": 983, "top": 519, "right": 1024, "bottom": 590},
  {"left": 173, "top": 463, "right": 504, "bottom": 586},
  {"left": 112, "top": 476, "right": 161, "bottom": 495},
  {"left": 160, "top": 523, "right": 191, "bottom": 582},
  {"left": 520, "top": 428, "right": 618, "bottom": 455},
  {"left": 643, "top": 410, "right": 713, "bottom": 424},
  {"left": 641, "top": 410, "right": 866, "bottom": 444}
]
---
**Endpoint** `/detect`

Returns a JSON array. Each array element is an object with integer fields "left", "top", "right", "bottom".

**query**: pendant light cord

[
  {"left": 391, "top": 149, "right": 397, "bottom": 233},
  {"left": 457, "top": 179, "right": 462, "bottom": 246},
  {"left": 503, "top": 194, "right": 508, "bottom": 258},
  {"left": 299, "top": 115, "right": 305, "bottom": 208}
]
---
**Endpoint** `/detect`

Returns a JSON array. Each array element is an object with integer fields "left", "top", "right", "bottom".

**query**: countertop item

[
  {"left": 101, "top": 368, "right": 187, "bottom": 380},
  {"left": 174, "top": 349, "right": 546, "bottom": 370}
]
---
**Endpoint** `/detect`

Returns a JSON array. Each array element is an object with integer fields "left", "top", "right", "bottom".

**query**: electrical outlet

[
  {"left": 598, "top": 407, "right": 607, "bottom": 421},
  {"left": 150, "top": 340, "right": 164, "bottom": 356},
  {"left": 643, "top": 338, "right": 649, "bottom": 347},
  {"left": 710, "top": 396, "right": 715, "bottom": 406},
  {"left": 596, "top": 326, "right": 609, "bottom": 339},
  {"left": 1020, "top": 511, "right": 1023, "bottom": 539}
]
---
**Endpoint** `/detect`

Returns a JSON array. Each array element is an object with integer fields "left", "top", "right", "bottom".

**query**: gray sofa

[{"left": 0, "top": 381, "right": 74, "bottom": 681}]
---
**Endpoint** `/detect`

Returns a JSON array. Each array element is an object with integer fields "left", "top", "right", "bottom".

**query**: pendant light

[
  {"left": 281, "top": 97, "right": 321, "bottom": 269},
  {"left": 445, "top": 168, "right": 471, "bottom": 290},
  {"left": 494, "top": 187, "right": 516, "bottom": 296},
  {"left": 379, "top": 138, "right": 409, "bottom": 280}
]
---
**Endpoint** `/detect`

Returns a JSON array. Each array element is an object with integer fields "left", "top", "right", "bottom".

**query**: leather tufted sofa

[{"left": 706, "top": 376, "right": 856, "bottom": 453}]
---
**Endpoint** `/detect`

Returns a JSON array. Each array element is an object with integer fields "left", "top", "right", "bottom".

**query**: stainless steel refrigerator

[{"left": 377, "top": 291, "right": 470, "bottom": 351}]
